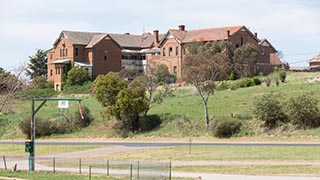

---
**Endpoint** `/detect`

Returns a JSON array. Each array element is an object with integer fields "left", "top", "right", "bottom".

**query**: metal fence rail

[{"left": 1, "top": 155, "right": 172, "bottom": 180}]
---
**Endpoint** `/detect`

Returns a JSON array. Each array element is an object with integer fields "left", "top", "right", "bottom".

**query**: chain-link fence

[{"left": 0, "top": 155, "right": 172, "bottom": 180}]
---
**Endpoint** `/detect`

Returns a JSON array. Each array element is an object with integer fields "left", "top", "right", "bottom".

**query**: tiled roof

[
  {"left": 182, "top": 25, "right": 243, "bottom": 43},
  {"left": 63, "top": 31, "right": 105, "bottom": 45},
  {"left": 310, "top": 54, "right": 320, "bottom": 62},
  {"left": 86, "top": 34, "right": 108, "bottom": 48}
]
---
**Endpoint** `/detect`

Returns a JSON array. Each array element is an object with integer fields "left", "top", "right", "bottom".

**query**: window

[
  {"left": 173, "top": 66, "right": 177, "bottom": 74},
  {"left": 55, "top": 67, "right": 58, "bottom": 75},
  {"left": 240, "top": 37, "right": 243, "bottom": 46},
  {"left": 176, "top": 47, "right": 179, "bottom": 56},
  {"left": 163, "top": 48, "right": 166, "bottom": 56},
  {"left": 65, "top": 48, "right": 68, "bottom": 56},
  {"left": 50, "top": 69, "right": 53, "bottom": 76},
  {"left": 62, "top": 49, "right": 65, "bottom": 57},
  {"left": 261, "top": 48, "right": 265, "bottom": 56},
  {"left": 75, "top": 47, "right": 79, "bottom": 56},
  {"left": 60, "top": 49, "right": 62, "bottom": 57},
  {"left": 141, "top": 54, "right": 146, "bottom": 60},
  {"left": 236, "top": 44, "right": 239, "bottom": 48},
  {"left": 50, "top": 54, "right": 53, "bottom": 60},
  {"left": 169, "top": 47, "right": 173, "bottom": 56},
  {"left": 104, "top": 51, "right": 108, "bottom": 60}
]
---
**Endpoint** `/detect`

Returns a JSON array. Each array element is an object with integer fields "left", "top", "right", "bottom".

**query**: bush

[
  {"left": 19, "top": 117, "right": 67, "bottom": 138},
  {"left": 73, "top": 106, "right": 93, "bottom": 128},
  {"left": 62, "top": 81, "right": 93, "bottom": 94},
  {"left": 279, "top": 71, "right": 286, "bottom": 83},
  {"left": 230, "top": 77, "right": 261, "bottom": 90},
  {"left": 216, "top": 81, "right": 229, "bottom": 91},
  {"left": 140, "top": 114, "right": 162, "bottom": 132},
  {"left": 31, "top": 76, "right": 48, "bottom": 89},
  {"left": 66, "top": 67, "right": 91, "bottom": 86},
  {"left": 287, "top": 94, "right": 320, "bottom": 128},
  {"left": 210, "top": 117, "right": 242, "bottom": 138},
  {"left": 13, "top": 88, "right": 58, "bottom": 100},
  {"left": 265, "top": 77, "right": 272, "bottom": 87},
  {"left": 253, "top": 94, "right": 288, "bottom": 129}
]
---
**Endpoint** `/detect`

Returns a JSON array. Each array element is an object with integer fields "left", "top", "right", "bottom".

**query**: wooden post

[
  {"left": 79, "top": 158, "right": 82, "bottom": 174},
  {"left": 89, "top": 165, "right": 91, "bottom": 180},
  {"left": 106, "top": 160, "right": 109, "bottom": 176},
  {"left": 53, "top": 157, "right": 55, "bottom": 173},
  {"left": 3, "top": 156, "right": 7, "bottom": 170}
]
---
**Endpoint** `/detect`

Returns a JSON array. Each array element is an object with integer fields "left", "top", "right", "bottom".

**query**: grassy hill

[{"left": 2, "top": 71, "right": 320, "bottom": 140}]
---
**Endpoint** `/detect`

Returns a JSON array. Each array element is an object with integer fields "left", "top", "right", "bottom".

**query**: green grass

[
  {"left": 0, "top": 170, "right": 126, "bottom": 180},
  {"left": 0, "top": 170, "right": 192, "bottom": 180},
  {"left": 2, "top": 72, "right": 320, "bottom": 139},
  {"left": 173, "top": 165, "right": 320, "bottom": 176},
  {"left": 0, "top": 144, "right": 105, "bottom": 156},
  {"left": 100, "top": 145, "right": 320, "bottom": 161}
]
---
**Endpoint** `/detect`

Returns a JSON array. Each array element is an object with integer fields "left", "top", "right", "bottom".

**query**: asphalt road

[{"left": 1, "top": 141, "right": 320, "bottom": 147}]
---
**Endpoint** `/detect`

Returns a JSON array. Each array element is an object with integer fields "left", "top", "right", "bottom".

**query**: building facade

[{"left": 48, "top": 25, "right": 281, "bottom": 90}]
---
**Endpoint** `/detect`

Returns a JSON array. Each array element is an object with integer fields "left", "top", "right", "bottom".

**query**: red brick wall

[{"left": 91, "top": 39, "right": 122, "bottom": 78}]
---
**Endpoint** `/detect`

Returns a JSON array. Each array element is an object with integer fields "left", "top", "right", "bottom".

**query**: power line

[{"left": 285, "top": 51, "right": 320, "bottom": 56}]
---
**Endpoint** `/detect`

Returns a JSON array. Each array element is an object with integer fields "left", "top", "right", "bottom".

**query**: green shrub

[
  {"left": 210, "top": 117, "right": 242, "bottom": 138},
  {"left": 287, "top": 94, "right": 320, "bottom": 128},
  {"left": 230, "top": 77, "right": 261, "bottom": 90},
  {"left": 216, "top": 81, "right": 229, "bottom": 91},
  {"left": 31, "top": 76, "right": 48, "bottom": 89},
  {"left": 252, "top": 77, "right": 262, "bottom": 85},
  {"left": 66, "top": 67, "right": 91, "bottom": 86},
  {"left": 140, "top": 114, "right": 162, "bottom": 132},
  {"left": 253, "top": 93, "right": 288, "bottom": 129},
  {"left": 19, "top": 117, "right": 67, "bottom": 138},
  {"left": 279, "top": 71, "right": 286, "bottom": 83},
  {"left": 73, "top": 106, "right": 93, "bottom": 128},
  {"left": 13, "top": 88, "right": 57, "bottom": 100},
  {"left": 62, "top": 81, "right": 93, "bottom": 94}
]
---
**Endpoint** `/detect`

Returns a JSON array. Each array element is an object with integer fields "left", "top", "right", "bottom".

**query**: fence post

[
  {"left": 53, "top": 157, "right": 55, "bottom": 173},
  {"left": 130, "top": 164, "right": 133, "bottom": 180},
  {"left": 137, "top": 161, "right": 140, "bottom": 180},
  {"left": 169, "top": 161, "right": 172, "bottom": 180},
  {"left": 106, "top": 160, "right": 109, "bottom": 176},
  {"left": 79, "top": 158, "right": 82, "bottom": 174},
  {"left": 89, "top": 165, "right": 91, "bottom": 180},
  {"left": 3, "top": 156, "right": 7, "bottom": 170}
]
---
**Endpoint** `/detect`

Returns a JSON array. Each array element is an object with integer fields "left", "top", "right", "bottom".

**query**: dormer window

[
  {"left": 176, "top": 47, "right": 179, "bottom": 56},
  {"left": 261, "top": 48, "right": 265, "bottom": 56}
]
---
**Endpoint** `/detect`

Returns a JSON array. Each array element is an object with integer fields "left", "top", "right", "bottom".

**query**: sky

[{"left": 0, "top": 0, "right": 320, "bottom": 71}]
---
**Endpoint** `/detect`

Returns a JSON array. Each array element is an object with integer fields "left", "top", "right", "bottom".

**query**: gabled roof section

[
  {"left": 310, "top": 54, "right": 320, "bottom": 63},
  {"left": 259, "top": 38, "right": 277, "bottom": 52},
  {"left": 86, "top": 34, "right": 108, "bottom": 48},
  {"left": 53, "top": 30, "right": 105, "bottom": 46},
  {"left": 182, "top": 25, "right": 244, "bottom": 43},
  {"left": 108, "top": 33, "right": 154, "bottom": 49}
]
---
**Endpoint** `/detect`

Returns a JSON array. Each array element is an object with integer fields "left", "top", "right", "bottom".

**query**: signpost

[{"left": 28, "top": 97, "right": 82, "bottom": 171}]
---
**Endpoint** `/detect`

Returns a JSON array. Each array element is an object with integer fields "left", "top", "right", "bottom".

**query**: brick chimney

[
  {"left": 153, "top": 30, "right": 159, "bottom": 44},
  {"left": 227, "top": 30, "right": 230, "bottom": 38},
  {"left": 124, "top": 32, "right": 130, "bottom": 35},
  {"left": 179, "top": 25, "right": 185, "bottom": 31}
]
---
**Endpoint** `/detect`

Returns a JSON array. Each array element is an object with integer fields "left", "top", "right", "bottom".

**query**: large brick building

[{"left": 47, "top": 25, "right": 281, "bottom": 90}]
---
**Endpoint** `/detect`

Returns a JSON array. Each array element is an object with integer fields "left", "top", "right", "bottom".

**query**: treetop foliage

[{"left": 26, "top": 49, "right": 48, "bottom": 79}]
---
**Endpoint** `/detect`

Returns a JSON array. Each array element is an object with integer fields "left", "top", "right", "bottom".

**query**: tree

[
  {"left": 116, "top": 80, "right": 148, "bottom": 132},
  {"left": 183, "top": 41, "right": 228, "bottom": 129},
  {"left": 26, "top": 49, "right": 48, "bottom": 79},
  {"left": 233, "top": 44, "right": 259, "bottom": 77},
  {"left": 0, "top": 66, "right": 26, "bottom": 113},
  {"left": 66, "top": 67, "right": 91, "bottom": 86},
  {"left": 94, "top": 72, "right": 148, "bottom": 134},
  {"left": 141, "top": 64, "right": 173, "bottom": 117}
]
